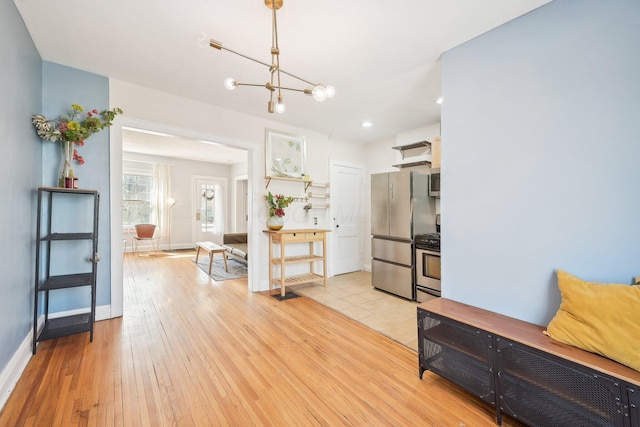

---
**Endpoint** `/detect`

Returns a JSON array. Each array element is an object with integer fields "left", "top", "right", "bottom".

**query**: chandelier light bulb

[
  {"left": 195, "top": 31, "right": 210, "bottom": 49},
  {"left": 275, "top": 101, "right": 286, "bottom": 114},
  {"left": 312, "top": 85, "right": 328, "bottom": 102},
  {"left": 326, "top": 85, "right": 336, "bottom": 99},
  {"left": 224, "top": 77, "right": 238, "bottom": 90}
]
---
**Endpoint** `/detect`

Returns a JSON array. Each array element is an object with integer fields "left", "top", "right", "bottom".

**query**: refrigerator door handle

[{"left": 410, "top": 197, "right": 414, "bottom": 223}]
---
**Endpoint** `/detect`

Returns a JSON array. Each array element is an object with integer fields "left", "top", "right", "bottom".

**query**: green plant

[
  {"left": 32, "top": 103, "right": 123, "bottom": 165},
  {"left": 264, "top": 192, "right": 294, "bottom": 217}
]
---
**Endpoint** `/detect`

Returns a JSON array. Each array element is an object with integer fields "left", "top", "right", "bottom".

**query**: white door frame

[{"left": 109, "top": 117, "right": 259, "bottom": 318}]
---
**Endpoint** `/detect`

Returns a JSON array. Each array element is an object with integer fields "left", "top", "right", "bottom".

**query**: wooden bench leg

[
  {"left": 195, "top": 246, "right": 201, "bottom": 264},
  {"left": 222, "top": 253, "right": 228, "bottom": 272},
  {"left": 208, "top": 252, "right": 214, "bottom": 274}
]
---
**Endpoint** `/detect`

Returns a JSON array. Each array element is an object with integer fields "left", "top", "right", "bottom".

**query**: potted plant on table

[{"left": 264, "top": 192, "right": 294, "bottom": 230}]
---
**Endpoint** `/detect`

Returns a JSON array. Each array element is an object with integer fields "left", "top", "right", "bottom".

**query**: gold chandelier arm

[
  {"left": 235, "top": 82, "right": 269, "bottom": 89},
  {"left": 213, "top": 43, "right": 274, "bottom": 70},
  {"left": 275, "top": 69, "right": 318, "bottom": 87},
  {"left": 272, "top": 85, "right": 310, "bottom": 93},
  {"left": 210, "top": 40, "right": 319, "bottom": 88},
  {"left": 235, "top": 82, "right": 312, "bottom": 94},
  {"left": 272, "top": 4, "right": 283, "bottom": 99}
]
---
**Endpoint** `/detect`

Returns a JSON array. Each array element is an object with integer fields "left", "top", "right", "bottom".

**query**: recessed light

[
  {"left": 361, "top": 121, "right": 373, "bottom": 128},
  {"left": 435, "top": 97, "right": 443, "bottom": 105}
]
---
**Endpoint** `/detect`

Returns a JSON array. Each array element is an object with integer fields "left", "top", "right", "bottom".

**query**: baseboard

[
  {"left": 95, "top": 304, "right": 112, "bottom": 321},
  {"left": 49, "top": 304, "right": 112, "bottom": 322},
  {"left": 0, "top": 328, "right": 34, "bottom": 412}
]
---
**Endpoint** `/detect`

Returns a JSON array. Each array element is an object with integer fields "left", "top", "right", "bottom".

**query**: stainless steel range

[{"left": 414, "top": 233, "right": 441, "bottom": 300}]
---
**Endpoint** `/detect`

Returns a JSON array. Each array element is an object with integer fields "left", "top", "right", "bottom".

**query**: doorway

[{"left": 109, "top": 118, "right": 257, "bottom": 318}]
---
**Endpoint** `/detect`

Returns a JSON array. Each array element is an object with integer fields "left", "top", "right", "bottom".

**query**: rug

[{"left": 192, "top": 257, "right": 248, "bottom": 281}]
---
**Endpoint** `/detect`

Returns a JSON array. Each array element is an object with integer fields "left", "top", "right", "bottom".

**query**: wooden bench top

[
  {"left": 195, "top": 241, "right": 225, "bottom": 252},
  {"left": 418, "top": 298, "right": 640, "bottom": 386}
]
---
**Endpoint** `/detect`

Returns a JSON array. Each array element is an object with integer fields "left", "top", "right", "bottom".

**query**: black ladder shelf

[{"left": 33, "top": 187, "right": 99, "bottom": 354}]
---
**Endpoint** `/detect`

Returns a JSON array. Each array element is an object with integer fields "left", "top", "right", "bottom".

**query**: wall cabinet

[
  {"left": 418, "top": 298, "right": 640, "bottom": 427},
  {"left": 33, "top": 187, "right": 99, "bottom": 354},
  {"left": 264, "top": 229, "right": 329, "bottom": 297},
  {"left": 431, "top": 136, "right": 441, "bottom": 168}
]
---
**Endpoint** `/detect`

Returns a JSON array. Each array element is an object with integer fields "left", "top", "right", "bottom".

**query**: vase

[
  {"left": 266, "top": 215, "right": 284, "bottom": 230},
  {"left": 58, "top": 140, "right": 75, "bottom": 188}
]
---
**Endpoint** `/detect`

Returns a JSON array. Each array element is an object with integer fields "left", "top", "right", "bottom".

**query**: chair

[{"left": 130, "top": 224, "right": 160, "bottom": 255}]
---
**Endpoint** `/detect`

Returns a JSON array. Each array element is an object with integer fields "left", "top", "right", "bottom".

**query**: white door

[
  {"left": 193, "top": 177, "right": 225, "bottom": 243},
  {"left": 330, "top": 161, "right": 364, "bottom": 275}
]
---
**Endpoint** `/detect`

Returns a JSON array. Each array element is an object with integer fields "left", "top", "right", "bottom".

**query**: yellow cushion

[{"left": 545, "top": 270, "right": 640, "bottom": 372}]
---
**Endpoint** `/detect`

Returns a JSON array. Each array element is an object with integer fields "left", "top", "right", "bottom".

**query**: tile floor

[{"left": 290, "top": 271, "right": 438, "bottom": 352}]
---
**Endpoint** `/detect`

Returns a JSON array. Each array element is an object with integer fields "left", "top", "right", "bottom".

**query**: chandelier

[{"left": 198, "top": 0, "right": 335, "bottom": 114}]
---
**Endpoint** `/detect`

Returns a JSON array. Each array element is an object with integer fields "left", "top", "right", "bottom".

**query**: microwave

[{"left": 429, "top": 168, "right": 440, "bottom": 197}]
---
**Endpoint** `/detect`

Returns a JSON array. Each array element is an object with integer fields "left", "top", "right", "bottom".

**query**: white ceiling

[{"left": 15, "top": 0, "right": 551, "bottom": 152}]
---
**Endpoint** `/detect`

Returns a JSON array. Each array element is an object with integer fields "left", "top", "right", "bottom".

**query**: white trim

[
  {"left": 95, "top": 305, "right": 112, "bottom": 321},
  {"left": 0, "top": 331, "right": 33, "bottom": 411},
  {"left": 48, "top": 304, "right": 111, "bottom": 322},
  {"left": 110, "top": 123, "right": 124, "bottom": 318},
  {"left": 109, "top": 117, "right": 260, "bottom": 316}
]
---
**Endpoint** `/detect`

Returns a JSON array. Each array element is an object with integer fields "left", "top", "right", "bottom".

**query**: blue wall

[
  {"left": 42, "top": 62, "right": 112, "bottom": 311},
  {"left": 0, "top": 0, "right": 42, "bottom": 371},
  {"left": 441, "top": 0, "right": 640, "bottom": 324},
  {"left": 0, "top": 3, "right": 114, "bottom": 376}
]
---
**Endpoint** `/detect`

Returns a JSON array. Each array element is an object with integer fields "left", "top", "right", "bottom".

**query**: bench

[
  {"left": 418, "top": 298, "right": 640, "bottom": 426},
  {"left": 195, "top": 242, "right": 228, "bottom": 274}
]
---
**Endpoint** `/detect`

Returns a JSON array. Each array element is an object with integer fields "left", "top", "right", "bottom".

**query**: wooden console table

[{"left": 264, "top": 229, "right": 330, "bottom": 297}]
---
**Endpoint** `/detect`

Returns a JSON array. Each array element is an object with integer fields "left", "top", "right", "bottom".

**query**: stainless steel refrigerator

[{"left": 371, "top": 170, "right": 436, "bottom": 299}]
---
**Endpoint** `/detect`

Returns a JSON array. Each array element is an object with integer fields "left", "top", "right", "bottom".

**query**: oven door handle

[{"left": 417, "top": 249, "right": 440, "bottom": 256}]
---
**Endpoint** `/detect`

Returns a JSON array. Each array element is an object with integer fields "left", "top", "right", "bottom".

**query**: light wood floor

[{"left": 0, "top": 251, "right": 524, "bottom": 426}]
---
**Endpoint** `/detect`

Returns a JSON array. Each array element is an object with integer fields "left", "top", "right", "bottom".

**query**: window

[
  {"left": 123, "top": 173, "right": 153, "bottom": 227},
  {"left": 200, "top": 184, "right": 216, "bottom": 232}
]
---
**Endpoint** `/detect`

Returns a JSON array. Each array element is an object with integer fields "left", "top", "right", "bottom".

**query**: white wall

[
  {"left": 122, "top": 152, "right": 242, "bottom": 250},
  {"left": 441, "top": 0, "right": 640, "bottom": 325},
  {"left": 110, "top": 80, "right": 366, "bottom": 291}
]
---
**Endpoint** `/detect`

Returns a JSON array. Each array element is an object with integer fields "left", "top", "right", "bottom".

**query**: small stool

[{"left": 195, "top": 242, "right": 228, "bottom": 274}]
